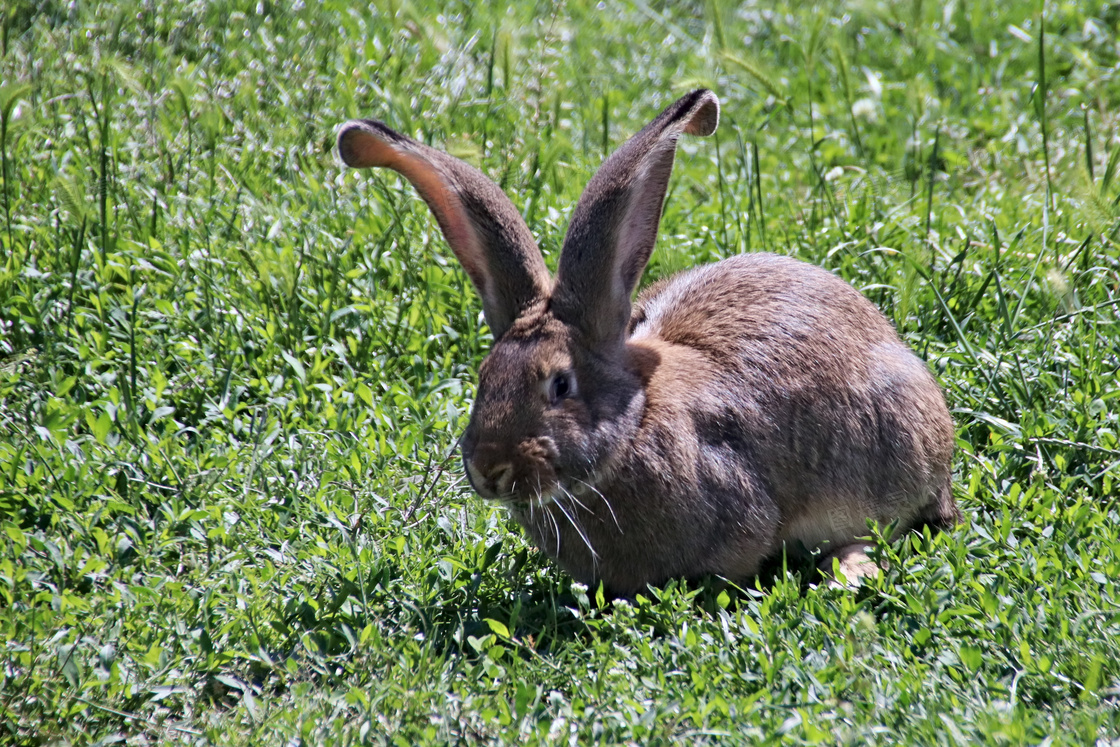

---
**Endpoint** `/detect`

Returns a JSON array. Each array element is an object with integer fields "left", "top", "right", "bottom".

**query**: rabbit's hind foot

[{"left": 818, "top": 543, "right": 879, "bottom": 589}]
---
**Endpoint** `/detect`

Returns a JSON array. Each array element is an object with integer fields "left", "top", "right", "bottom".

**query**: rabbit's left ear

[
  {"left": 338, "top": 119, "right": 551, "bottom": 339},
  {"left": 551, "top": 89, "right": 719, "bottom": 349}
]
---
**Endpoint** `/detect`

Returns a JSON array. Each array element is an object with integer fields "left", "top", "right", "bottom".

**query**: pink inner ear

[
  {"left": 395, "top": 158, "right": 488, "bottom": 289},
  {"left": 339, "top": 128, "right": 400, "bottom": 169},
  {"left": 682, "top": 95, "right": 719, "bottom": 137},
  {"left": 615, "top": 145, "right": 677, "bottom": 290},
  {"left": 344, "top": 128, "right": 488, "bottom": 295}
]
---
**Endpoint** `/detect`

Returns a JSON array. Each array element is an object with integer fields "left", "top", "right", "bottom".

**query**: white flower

[
  {"left": 863, "top": 69, "right": 883, "bottom": 98},
  {"left": 851, "top": 98, "right": 877, "bottom": 121}
]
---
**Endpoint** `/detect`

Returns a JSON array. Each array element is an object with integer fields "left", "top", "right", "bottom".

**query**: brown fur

[{"left": 338, "top": 90, "right": 957, "bottom": 597}]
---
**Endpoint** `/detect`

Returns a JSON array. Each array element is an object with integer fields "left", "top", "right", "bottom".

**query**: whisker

[
  {"left": 553, "top": 489, "right": 598, "bottom": 563},
  {"left": 574, "top": 477, "right": 622, "bottom": 534},
  {"left": 562, "top": 488, "right": 592, "bottom": 514},
  {"left": 549, "top": 505, "right": 561, "bottom": 557},
  {"left": 557, "top": 486, "right": 595, "bottom": 573},
  {"left": 537, "top": 501, "right": 560, "bottom": 557},
  {"left": 531, "top": 473, "right": 558, "bottom": 553}
]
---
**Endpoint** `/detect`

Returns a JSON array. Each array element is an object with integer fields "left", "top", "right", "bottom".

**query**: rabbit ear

[
  {"left": 338, "top": 119, "right": 551, "bottom": 338},
  {"left": 551, "top": 89, "right": 719, "bottom": 348}
]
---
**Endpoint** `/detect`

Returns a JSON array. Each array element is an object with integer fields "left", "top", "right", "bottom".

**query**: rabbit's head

[{"left": 338, "top": 90, "right": 719, "bottom": 510}]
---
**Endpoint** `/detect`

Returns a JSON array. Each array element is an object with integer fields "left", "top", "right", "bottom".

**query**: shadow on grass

[{"left": 236, "top": 535, "right": 921, "bottom": 701}]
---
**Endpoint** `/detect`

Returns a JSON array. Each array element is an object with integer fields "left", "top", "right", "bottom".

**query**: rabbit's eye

[{"left": 548, "top": 371, "right": 574, "bottom": 405}]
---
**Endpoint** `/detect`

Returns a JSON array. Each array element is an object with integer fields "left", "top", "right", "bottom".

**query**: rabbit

[{"left": 337, "top": 89, "right": 957, "bottom": 597}]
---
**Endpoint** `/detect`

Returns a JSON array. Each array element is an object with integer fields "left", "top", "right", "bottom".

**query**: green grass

[{"left": 2, "top": 0, "right": 1119, "bottom": 743}]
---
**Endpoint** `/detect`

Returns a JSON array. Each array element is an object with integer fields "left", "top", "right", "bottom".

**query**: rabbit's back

[{"left": 630, "top": 252, "right": 956, "bottom": 553}]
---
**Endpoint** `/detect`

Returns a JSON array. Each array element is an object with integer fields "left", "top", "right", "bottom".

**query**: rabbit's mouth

[
  {"left": 464, "top": 435, "right": 561, "bottom": 502},
  {"left": 498, "top": 468, "right": 613, "bottom": 514},
  {"left": 465, "top": 458, "right": 557, "bottom": 503},
  {"left": 500, "top": 492, "right": 557, "bottom": 511},
  {"left": 464, "top": 435, "right": 616, "bottom": 513},
  {"left": 477, "top": 472, "right": 599, "bottom": 511},
  {"left": 485, "top": 475, "right": 562, "bottom": 508}
]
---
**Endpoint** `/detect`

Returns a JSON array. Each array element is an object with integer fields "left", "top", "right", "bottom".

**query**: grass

[{"left": 1, "top": 0, "right": 1119, "bottom": 743}]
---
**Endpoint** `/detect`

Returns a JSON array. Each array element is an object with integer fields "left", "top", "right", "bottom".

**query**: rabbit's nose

[
  {"left": 466, "top": 457, "right": 515, "bottom": 497},
  {"left": 488, "top": 463, "right": 515, "bottom": 493}
]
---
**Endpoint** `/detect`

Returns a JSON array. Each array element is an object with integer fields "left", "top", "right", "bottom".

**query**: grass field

[{"left": 2, "top": 0, "right": 1120, "bottom": 743}]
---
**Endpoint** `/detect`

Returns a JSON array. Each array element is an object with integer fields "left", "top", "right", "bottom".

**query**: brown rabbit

[{"left": 337, "top": 90, "right": 957, "bottom": 597}]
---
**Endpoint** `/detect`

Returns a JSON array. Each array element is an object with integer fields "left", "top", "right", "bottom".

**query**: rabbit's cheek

[
  {"left": 510, "top": 436, "right": 560, "bottom": 498},
  {"left": 518, "top": 435, "right": 560, "bottom": 465}
]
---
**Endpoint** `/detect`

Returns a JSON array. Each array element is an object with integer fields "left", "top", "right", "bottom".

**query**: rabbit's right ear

[
  {"left": 338, "top": 120, "right": 551, "bottom": 339},
  {"left": 551, "top": 90, "right": 719, "bottom": 350}
]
